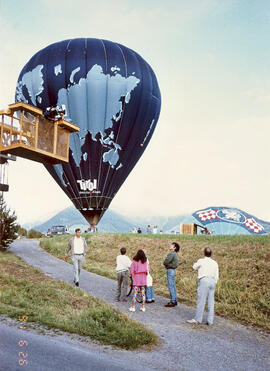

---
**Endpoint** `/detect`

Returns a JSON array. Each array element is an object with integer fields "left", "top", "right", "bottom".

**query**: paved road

[
  {"left": 3, "top": 240, "right": 269, "bottom": 371},
  {"left": 0, "top": 318, "right": 137, "bottom": 371}
]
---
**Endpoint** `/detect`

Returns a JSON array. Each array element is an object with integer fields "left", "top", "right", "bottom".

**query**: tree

[
  {"left": 28, "top": 229, "right": 43, "bottom": 239},
  {"left": 18, "top": 226, "right": 27, "bottom": 237},
  {"left": 0, "top": 194, "right": 19, "bottom": 249}
]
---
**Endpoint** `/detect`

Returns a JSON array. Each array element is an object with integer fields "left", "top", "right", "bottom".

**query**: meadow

[{"left": 40, "top": 233, "right": 270, "bottom": 331}]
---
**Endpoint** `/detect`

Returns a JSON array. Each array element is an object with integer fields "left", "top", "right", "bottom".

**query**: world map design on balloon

[
  {"left": 15, "top": 63, "right": 140, "bottom": 173},
  {"left": 14, "top": 38, "right": 161, "bottom": 225}
]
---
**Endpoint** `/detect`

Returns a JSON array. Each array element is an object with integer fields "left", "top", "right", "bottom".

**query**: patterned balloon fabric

[
  {"left": 192, "top": 207, "right": 269, "bottom": 235},
  {"left": 15, "top": 38, "right": 161, "bottom": 225}
]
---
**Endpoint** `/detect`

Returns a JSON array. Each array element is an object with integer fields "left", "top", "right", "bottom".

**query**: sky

[{"left": 1, "top": 0, "right": 270, "bottom": 225}]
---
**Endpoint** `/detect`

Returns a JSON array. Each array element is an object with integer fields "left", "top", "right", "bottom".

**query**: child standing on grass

[
  {"left": 143, "top": 249, "right": 155, "bottom": 303},
  {"left": 116, "top": 247, "right": 131, "bottom": 302},
  {"left": 129, "top": 250, "right": 149, "bottom": 312}
]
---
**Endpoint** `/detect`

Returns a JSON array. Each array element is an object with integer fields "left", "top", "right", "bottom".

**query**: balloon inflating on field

[{"left": 15, "top": 38, "right": 161, "bottom": 226}]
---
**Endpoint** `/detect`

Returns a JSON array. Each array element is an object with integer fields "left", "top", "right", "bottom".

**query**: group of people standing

[
  {"left": 65, "top": 230, "right": 219, "bottom": 325},
  {"left": 131, "top": 225, "right": 163, "bottom": 234},
  {"left": 116, "top": 242, "right": 219, "bottom": 325}
]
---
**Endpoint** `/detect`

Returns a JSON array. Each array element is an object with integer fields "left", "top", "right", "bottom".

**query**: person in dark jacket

[{"left": 163, "top": 242, "right": 180, "bottom": 307}]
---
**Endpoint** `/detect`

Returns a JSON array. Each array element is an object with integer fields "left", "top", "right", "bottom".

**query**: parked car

[{"left": 46, "top": 225, "right": 69, "bottom": 237}]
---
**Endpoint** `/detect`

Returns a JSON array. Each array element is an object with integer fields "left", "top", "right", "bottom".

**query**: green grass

[
  {"left": 40, "top": 233, "right": 270, "bottom": 331},
  {"left": 0, "top": 250, "right": 159, "bottom": 349}
]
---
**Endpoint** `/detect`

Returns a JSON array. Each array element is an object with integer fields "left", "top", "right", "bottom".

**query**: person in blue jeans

[
  {"left": 163, "top": 242, "right": 180, "bottom": 307},
  {"left": 146, "top": 256, "right": 155, "bottom": 303}
]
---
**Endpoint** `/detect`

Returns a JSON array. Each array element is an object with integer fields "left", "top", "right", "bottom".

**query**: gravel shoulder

[{"left": 7, "top": 240, "right": 270, "bottom": 371}]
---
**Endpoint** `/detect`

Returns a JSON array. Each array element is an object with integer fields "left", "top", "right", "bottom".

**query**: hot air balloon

[
  {"left": 15, "top": 38, "right": 161, "bottom": 226},
  {"left": 180, "top": 206, "right": 269, "bottom": 235}
]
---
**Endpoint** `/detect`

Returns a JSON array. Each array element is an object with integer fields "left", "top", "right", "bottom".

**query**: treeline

[
  {"left": 18, "top": 227, "right": 43, "bottom": 239},
  {"left": 0, "top": 194, "right": 43, "bottom": 249}
]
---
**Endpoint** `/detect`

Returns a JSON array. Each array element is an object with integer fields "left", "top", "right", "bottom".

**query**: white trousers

[
  {"left": 195, "top": 277, "right": 216, "bottom": 324},
  {"left": 71, "top": 254, "right": 85, "bottom": 283}
]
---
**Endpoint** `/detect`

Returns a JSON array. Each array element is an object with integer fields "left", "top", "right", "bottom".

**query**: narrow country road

[
  {"left": 2, "top": 240, "right": 269, "bottom": 371},
  {"left": 0, "top": 319, "right": 137, "bottom": 371}
]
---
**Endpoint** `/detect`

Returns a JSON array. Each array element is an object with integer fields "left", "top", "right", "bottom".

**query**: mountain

[
  {"left": 28, "top": 206, "right": 186, "bottom": 234},
  {"left": 26, "top": 205, "right": 270, "bottom": 235},
  {"left": 31, "top": 207, "right": 134, "bottom": 233},
  {"left": 126, "top": 214, "right": 186, "bottom": 233}
]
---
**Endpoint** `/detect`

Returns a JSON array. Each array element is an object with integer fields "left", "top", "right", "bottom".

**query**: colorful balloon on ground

[
  {"left": 191, "top": 207, "right": 269, "bottom": 235},
  {"left": 15, "top": 38, "right": 161, "bottom": 225}
]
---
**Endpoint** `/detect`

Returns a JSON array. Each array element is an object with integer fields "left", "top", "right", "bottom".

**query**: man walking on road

[
  {"left": 65, "top": 229, "right": 88, "bottom": 287},
  {"left": 187, "top": 247, "right": 219, "bottom": 325}
]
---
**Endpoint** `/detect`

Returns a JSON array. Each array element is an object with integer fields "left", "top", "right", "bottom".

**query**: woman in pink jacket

[{"left": 129, "top": 249, "right": 149, "bottom": 312}]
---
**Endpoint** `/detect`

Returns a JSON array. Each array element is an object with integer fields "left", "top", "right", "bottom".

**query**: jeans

[
  {"left": 195, "top": 277, "right": 216, "bottom": 324},
  {"left": 117, "top": 270, "right": 129, "bottom": 301},
  {"left": 166, "top": 269, "right": 177, "bottom": 303},
  {"left": 146, "top": 286, "right": 155, "bottom": 301},
  {"left": 71, "top": 254, "right": 85, "bottom": 283}
]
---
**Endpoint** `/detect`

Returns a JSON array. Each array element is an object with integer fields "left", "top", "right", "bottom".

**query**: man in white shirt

[
  {"left": 116, "top": 247, "right": 131, "bottom": 301},
  {"left": 65, "top": 228, "right": 88, "bottom": 287},
  {"left": 187, "top": 247, "right": 219, "bottom": 325}
]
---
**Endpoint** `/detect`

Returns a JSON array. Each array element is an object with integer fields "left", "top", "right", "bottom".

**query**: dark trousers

[{"left": 117, "top": 270, "right": 129, "bottom": 301}]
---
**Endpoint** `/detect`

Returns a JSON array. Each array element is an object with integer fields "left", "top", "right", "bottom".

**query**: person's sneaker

[
  {"left": 115, "top": 298, "right": 120, "bottom": 302},
  {"left": 165, "top": 302, "right": 176, "bottom": 307},
  {"left": 206, "top": 322, "right": 213, "bottom": 326},
  {"left": 129, "top": 307, "right": 135, "bottom": 312},
  {"left": 140, "top": 307, "right": 146, "bottom": 312},
  {"left": 146, "top": 300, "right": 152, "bottom": 304},
  {"left": 187, "top": 319, "right": 198, "bottom": 324},
  {"left": 75, "top": 282, "right": 79, "bottom": 287},
  {"left": 151, "top": 299, "right": 155, "bottom": 303}
]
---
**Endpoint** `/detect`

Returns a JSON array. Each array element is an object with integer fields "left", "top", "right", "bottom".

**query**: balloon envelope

[
  {"left": 15, "top": 38, "right": 161, "bottom": 225},
  {"left": 191, "top": 207, "right": 268, "bottom": 235}
]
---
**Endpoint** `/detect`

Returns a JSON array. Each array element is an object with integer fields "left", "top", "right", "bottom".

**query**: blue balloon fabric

[
  {"left": 15, "top": 38, "right": 161, "bottom": 224},
  {"left": 191, "top": 207, "right": 269, "bottom": 235}
]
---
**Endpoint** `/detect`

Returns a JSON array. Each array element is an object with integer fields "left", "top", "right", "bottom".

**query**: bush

[
  {"left": 0, "top": 195, "right": 19, "bottom": 249},
  {"left": 28, "top": 229, "right": 43, "bottom": 239},
  {"left": 18, "top": 226, "right": 27, "bottom": 237}
]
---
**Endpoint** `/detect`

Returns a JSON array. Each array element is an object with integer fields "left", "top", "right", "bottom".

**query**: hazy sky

[{"left": 1, "top": 0, "right": 270, "bottom": 224}]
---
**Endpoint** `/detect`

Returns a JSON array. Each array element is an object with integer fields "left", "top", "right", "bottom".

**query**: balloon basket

[{"left": 0, "top": 102, "right": 79, "bottom": 164}]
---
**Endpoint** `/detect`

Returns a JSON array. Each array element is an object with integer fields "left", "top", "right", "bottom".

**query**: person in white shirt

[
  {"left": 65, "top": 228, "right": 88, "bottom": 287},
  {"left": 116, "top": 247, "right": 132, "bottom": 302},
  {"left": 187, "top": 247, "right": 219, "bottom": 325}
]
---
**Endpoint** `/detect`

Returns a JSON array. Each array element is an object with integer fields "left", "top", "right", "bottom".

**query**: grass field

[
  {"left": 40, "top": 233, "right": 270, "bottom": 331},
  {"left": 0, "top": 250, "right": 159, "bottom": 349}
]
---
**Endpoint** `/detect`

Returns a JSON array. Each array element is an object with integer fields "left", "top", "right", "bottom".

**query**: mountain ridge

[{"left": 28, "top": 206, "right": 186, "bottom": 233}]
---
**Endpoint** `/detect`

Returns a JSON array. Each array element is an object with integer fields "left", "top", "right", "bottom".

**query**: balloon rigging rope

[
  {"left": 65, "top": 39, "right": 88, "bottom": 210},
  {"left": 62, "top": 170, "right": 82, "bottom": 208},
  {"left": 74, "top": 133, "right": 90, "bottom": 209},
  {"left": 96, "top": 39, "right": 109, "bottom": 209},
  {"left": 62, "top": 42, "right": 84, "bottom": 209},
  {"left": 97, "top": 43, "right": 128, "bottom": 208},
  {"left": 84, "top": 39, "right": 92, "bottom": 189}
]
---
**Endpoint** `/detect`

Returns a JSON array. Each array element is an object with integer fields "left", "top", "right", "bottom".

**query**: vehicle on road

[{"left": 46, "top": 225, "right": 69, "bottom": 237}]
